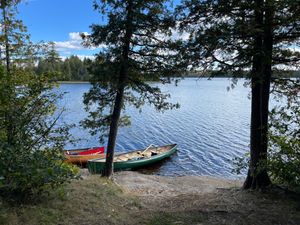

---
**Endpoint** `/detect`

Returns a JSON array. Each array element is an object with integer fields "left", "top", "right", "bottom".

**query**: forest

[
  {"left": 36, "top": 54, "right": 92, "bottom": 81},
  {"left": 35, "top": 49, "right": 300, "bottom": 80}
]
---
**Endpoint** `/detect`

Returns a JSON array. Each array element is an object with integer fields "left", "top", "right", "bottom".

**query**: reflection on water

[{"left": 57, "top": 78, "right": 251, "bottom": 178}]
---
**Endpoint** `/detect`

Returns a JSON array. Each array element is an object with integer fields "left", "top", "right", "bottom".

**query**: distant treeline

[
  {"left": 185, "top": 70, "right": 300, "bottom": 78},
  {"left": 35, "top": 55, "right": 300, "bottom": 81},
  {"left": 35, "top": 55, "right": 92, "bottom": 81}
]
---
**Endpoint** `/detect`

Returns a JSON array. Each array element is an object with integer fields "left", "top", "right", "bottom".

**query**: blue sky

[
  {"left": 18, "top": 0, "right": 182, "bottom": 59},
  {"left": 19, "top": 0, "right": 102, "bottom": 59}
]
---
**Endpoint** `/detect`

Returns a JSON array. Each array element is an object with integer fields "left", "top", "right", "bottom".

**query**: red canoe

[{"left": 65, "top": 147, "right": 105, "bottom": 166}]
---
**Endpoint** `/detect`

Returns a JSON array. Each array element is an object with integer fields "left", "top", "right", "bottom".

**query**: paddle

[{"left": 141, "top": 144, "right": 155, "bottom": 155}]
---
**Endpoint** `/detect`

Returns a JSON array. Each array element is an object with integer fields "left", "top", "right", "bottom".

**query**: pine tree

[
  {"left": 178, "top": 0, "right": 300, "bottom": 189},
  {"left": 0, "top": 0, "right": 28, "bottom": 144},
  {"left": 83, "top": 0, "right": 183, "bottom": 177},
  {"left": 45, "top": 42, "right": 62, "bottom": 72},
  {"left": 62, "top": 59, "right": 71, "bottom": 81}
]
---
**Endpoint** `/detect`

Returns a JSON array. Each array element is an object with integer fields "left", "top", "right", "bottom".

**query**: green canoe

[{"left": 87, "top": 144, "right": 177, "bottom": 174}]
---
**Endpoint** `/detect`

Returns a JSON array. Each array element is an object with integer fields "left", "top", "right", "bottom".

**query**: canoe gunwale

[
  {"left": 64, "top": 147, "right": 105, "bottom": 166},
  {"left": 87, "top": 144, "right": 177, "bottom": 173},
  {"left": 64, "top": 146, "right": 102, "bottom": 153}
]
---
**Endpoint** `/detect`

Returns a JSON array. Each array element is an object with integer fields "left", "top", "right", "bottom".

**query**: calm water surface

[{"left": 58, "top": 78, "right": 251, "bottom": 178}]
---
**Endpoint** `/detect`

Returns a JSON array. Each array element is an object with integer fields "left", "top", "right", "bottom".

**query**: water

[{"left": 57, "top": 78, "right": 251, "bottom": 178}]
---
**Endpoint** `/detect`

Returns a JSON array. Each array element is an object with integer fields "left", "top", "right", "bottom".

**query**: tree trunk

[
  {"left": 3, "top": 7, "right": 10, "bottom": 75},
  {"left": 102, "top": 0, "right": 133, "bottom": 178},
  {"left": 244, "top": 77, "right": 272, "bottom": 189},
  {"left": 2, "top": 4, "right": 14, "bottom": 145},
  {"left": 102, "top": 85, "right": 126, "bottom": 177},
  {"left": 244, "top": 0, "right": 273, "bottom": 189}
]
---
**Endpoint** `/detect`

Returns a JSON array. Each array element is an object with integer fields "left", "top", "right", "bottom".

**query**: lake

[{"left": 58, "top": 78, "right": 251, "bottom": 178}]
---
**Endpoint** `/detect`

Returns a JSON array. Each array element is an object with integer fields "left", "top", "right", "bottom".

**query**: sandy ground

[
  {"left": 114, "top": 171, "right": 242, "bottom": 197},
  {"left": 3, "top": 170, "right": 299, "bottom": 225},
  {"left": 77, "top": 170, "right": 300, "bottom": 224},
  {"left": 112, "top": 171, "right": 300, "bottom": 225}
]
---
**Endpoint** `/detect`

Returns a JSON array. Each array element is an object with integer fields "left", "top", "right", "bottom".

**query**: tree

[
  {"left": 35, "top": 54, "right": 91, "bottom": 81},
  {"left": 35, "top": 43, "right": 63, "bottom": 80},
  {"left": 0, "top": 0, "right": 28, "bottom": 145},
  {"left": 82, "top": 0, "right": 183, "bottom": 177},
  {"left": 0, "top": 0, "right": 77, "bottom": 199},
  {"left": 178, "top": 0, "right": 300, "bottom": 189},
  {"left": 268, "top": 78, "right": 300, "bottom": 188},
  {"left": 61, "top": 59, "right": 71, "bottom": 81},
  {"left": 45, "top": 42, "right": 62, "bottom": 72},
  {"left": 67, "top": 55, "right": 89, "bottom": 81}
]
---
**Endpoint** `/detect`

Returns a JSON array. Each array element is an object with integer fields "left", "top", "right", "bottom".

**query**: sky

[
  {"left": 18, "top": 0, "right": 102, "bottom": 59},
  {"left": 18, "top": 0, "right": 182, "bottom": 60},
  {"left": 16, "top": 0, "right": 300, "bottom": 64}
]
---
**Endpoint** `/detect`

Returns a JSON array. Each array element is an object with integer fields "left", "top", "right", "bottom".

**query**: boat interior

[{"left": 94, "top": 144, "right": 175, "bottom": 162}]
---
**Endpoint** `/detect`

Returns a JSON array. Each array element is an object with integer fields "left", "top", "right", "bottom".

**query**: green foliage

[
  {"left": 179, "top": 0, "right": 300, "bottom": 189},
  {"left": 0, "top": 2, "right": 78, "bottom": 200},
  {"left": 0, "top": 144, "right": 79, "bottom": 199},
  {"left": 177, "top": 0, "right": 300, "bottom": 75},
  {"left": 268, "top": 79, "right": 300, "bottom": 188},
  {"left": 232, "top": 153, "right": 249, "bottom": 175},
  {"left": 82, "top": 0, "right": 184, "bottom": 143},
  {"left": 36, "top": 54, "right": 91, "bottom": 81},
  {"left": 233, "top": 79, "right": 300, "bottom": 189},
  {"left": 0, "top": 65, "right": 78, "bottom": 200}
]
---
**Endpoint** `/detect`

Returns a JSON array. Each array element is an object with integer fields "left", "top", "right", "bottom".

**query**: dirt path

[
  {"left": 114, "top": 171, "right": 241, "bottom": 197},
  {"left": 113, "top": 171, "right": 300, "bottom": 225},
  {"left": 2, "top": 170, "right": 300, "bottom": 225}
]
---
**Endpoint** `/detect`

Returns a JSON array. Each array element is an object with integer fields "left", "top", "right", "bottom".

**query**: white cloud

[
  {"left": 60, "top": 54, "right": 95, "bottom": 61},
  {"left": 76, "top": 55, "right": 96, "bottom": 60},
  {"left": 54, "top": 32, "right": 89, "bottom": 52},
  {"left": 69, "top": 32, "right": 85, "bottom": 42},
  {"left": 53, "top": 32, "right": 107, "bottom": 60},
  {"left": 289, "top": 45, "right": 300, "bottom": 53}
]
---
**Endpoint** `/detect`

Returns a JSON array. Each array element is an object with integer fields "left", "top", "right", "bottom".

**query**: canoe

[
  {"left": 65, "top": 147, "right": 105, "bottom": 166},
  {"left": 87, "top": 144, "right": 177, "bottom": 174}
]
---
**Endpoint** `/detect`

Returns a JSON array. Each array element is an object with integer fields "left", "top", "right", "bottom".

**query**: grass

[
  {"left": 1, "top": 174, "right": 300, "bottom": 225},
  {"left": 0, "top": 176, "right": 144, "bottom": 225},
  {"left": 148, "top": 212, "right": 207, "bottom": 225}
]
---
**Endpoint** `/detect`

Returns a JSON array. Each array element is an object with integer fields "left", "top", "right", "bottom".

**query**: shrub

[
  {"left": 268, "top": 79, "right": 300, "bottom": 188},
  {"left": 0, "top": 66, "right": 78, "bottom": 201}
]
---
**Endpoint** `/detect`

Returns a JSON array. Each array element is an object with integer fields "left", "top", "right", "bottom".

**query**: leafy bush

[
  {"left": 0, "top": 1, "right": 78, "bottom": 201},
  {"left": 0, "top": 66, "right": 78, "bottom": 201},
  {"left": 233, "top": 79, "right": 300, "bottom": 190},
  {"left": 0, "top": 145, "right": 79, "bottom": 199},
  {"left": 268, "top": 79, "right": 300, "bottom": 188}
]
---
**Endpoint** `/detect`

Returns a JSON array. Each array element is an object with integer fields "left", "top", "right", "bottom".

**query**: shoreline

[
  {"left": 2, "top": 170, "right": 299, "bottom": 225},
  {"left": 81, "top": 169, "right": 244, "bottom": 196},
  {"left": 58, "top": 81, "right": 90, "bottom": 84},
  {"left": 113, "top": 171, "right": 243, "bottom": 196}
]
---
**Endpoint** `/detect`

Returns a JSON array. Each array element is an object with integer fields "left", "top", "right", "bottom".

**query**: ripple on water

[{"left": 58, "top": 78, "right": 253, "bottom": 178}]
